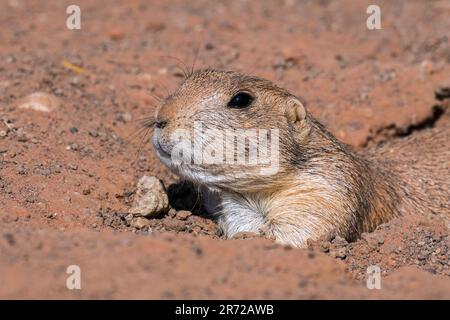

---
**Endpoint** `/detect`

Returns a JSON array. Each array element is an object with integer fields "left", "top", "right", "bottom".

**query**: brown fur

[{"left": 152, "top": 69, "right": 449, "bottom": 247}]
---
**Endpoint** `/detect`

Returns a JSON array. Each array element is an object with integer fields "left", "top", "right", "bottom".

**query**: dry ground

[{"left": 0, "top": 0, "right": 449, "bottom": 299}]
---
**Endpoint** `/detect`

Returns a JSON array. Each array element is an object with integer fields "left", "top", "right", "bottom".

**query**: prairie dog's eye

[{"left": 227, "top": 92, "right": 253, "bottom": 108}]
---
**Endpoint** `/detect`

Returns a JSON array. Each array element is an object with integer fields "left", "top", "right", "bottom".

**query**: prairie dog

[{"left": 152, "top": 69, "right": 449, "bottom": 247}]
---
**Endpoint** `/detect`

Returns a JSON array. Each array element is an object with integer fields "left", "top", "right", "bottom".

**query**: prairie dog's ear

[{"left": 285, "top": 97, "right": 306, "bottom": 124}]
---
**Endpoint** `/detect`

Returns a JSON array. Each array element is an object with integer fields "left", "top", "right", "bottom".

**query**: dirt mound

[
  {"left": 310, "top": 215, "right": 450, "bottom": 279},
  {"left": 1, "top": 228, "right": 450, "bottom": 299}
]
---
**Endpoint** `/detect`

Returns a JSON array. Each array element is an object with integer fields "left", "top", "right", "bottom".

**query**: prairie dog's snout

[{"left": 151, "top": 68, "right": 449, "bottom": 247}]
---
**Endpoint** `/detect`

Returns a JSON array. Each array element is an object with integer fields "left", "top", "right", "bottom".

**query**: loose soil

[{"left": 0, "top": 0, "right": 449, "bottom": 299}]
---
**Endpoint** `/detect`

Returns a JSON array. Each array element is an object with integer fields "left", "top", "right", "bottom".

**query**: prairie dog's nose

[{"left": 155, "top": 120, "right": 167, "bottom": 129}]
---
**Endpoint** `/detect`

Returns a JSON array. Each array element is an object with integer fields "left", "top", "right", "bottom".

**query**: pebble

[
  {"left": 332, "top": 247, "right": 347, "bottom": 259},
  {"left": 176, "top": 210, "right": 192, "bottom": 220},
  {"left": 117, "top": 112, "right": 132, "bottom": 123},
  {"left": 163, "top": 218, "right": 186, "bottom": 232},
  {"left": 125, "top": 213, "right": 134, "bottom": 223},
  {"left": 130, "top": 217, "right": 151, "bottom": 229},
  {"left": 168, "top": 208, "right": 177, "bottom": 218},
  {"left": 89, "top": 129, "right": 99, "bottom": 137},
  {"left": 68, "top": 164, "right": 78, "bottom": 171},
  {"left": 16, "top": 92, "right": 61, "bottom": 112},
  {"left": 129, "top": 176, "right": 169, "bottom": 218},
  {"left": 54, "top": 163, "right": 62, "bottom": 173}
]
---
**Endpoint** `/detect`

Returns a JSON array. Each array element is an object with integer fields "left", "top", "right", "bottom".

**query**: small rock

[
  {"left": 332, "top": 247, "right": 347, "bottom": 259},
  {"left": 176, "top": 210, "right": 192, "bottom": 220},
  {"left": 16, "top": 128, "right": 29, "bottom": 142},
  {"left": 130, "top": 176, "right": 169, "bottom": 218},
  {"left": 54, "top": 163, "right": 62, "bottom": 173},
  {"left": 130, "top": 217, "right": 150, "bottom": 229},
  {"left": 117, "top": 112, "right": 132, "bottom": 123},
  {"left": 70, "top": 77, "right": 80, "bottom": 86},
  {"left": 69, "top": 143, "right": 79, "bottom": 151},
  {"left": 17, "top": 92, "right": 61, "bottom": 112},
  {"left": 125, "top": 213, "right": 134, "bottom": 223},
  {"left": 163, "top": 218, "right": 186, "bottom": 232},
  {"left": 89, "top": 129, "right": 99, "bottom": 137},
  {"left": 68, "top": 164, "right": 78, "bottom": 171},
  {"left": 168, "top": 208, "right": 177, "bottom": 218}
]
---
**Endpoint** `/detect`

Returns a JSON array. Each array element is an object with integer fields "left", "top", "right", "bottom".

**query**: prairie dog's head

[{"left": 153, "top": 69, "right": 311, "bottom": 192}]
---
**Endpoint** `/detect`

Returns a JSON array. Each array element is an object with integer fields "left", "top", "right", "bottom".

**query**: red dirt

[{"left": 0, "top": 0, "right": 449, "bottom": 299}]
